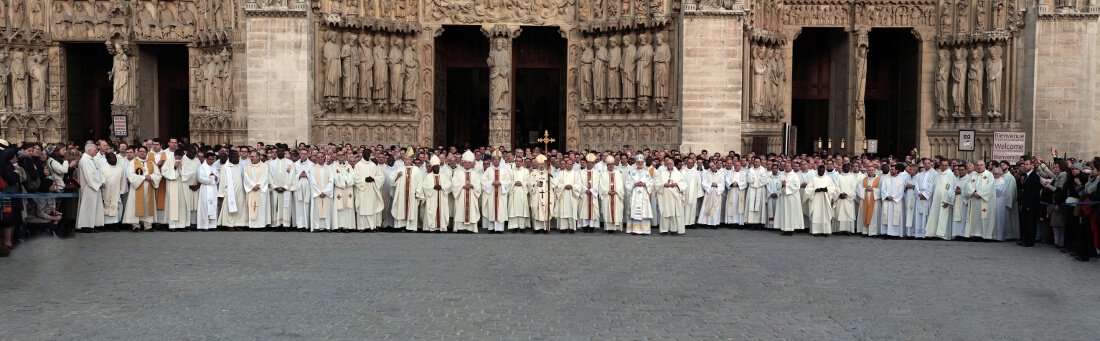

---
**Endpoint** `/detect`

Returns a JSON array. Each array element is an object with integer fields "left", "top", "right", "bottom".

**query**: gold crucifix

[{"left": 537, "top": 130, "right": 556, "bottom": 152}]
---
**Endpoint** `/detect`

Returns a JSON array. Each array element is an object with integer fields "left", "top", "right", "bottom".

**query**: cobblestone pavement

[{"left": 2, "top": 229, "right": 1099, "bottom": 340}]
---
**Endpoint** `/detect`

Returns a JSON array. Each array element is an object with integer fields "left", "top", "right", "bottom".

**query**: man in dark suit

[{"left": 1017, "top": 158, "right": 1042, "bottom": 247}]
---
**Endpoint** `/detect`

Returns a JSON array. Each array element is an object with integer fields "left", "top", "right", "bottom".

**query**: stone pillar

[
  {"left": 679, "top": 11, "right": 746, "bottom": 153},
  {"left": 850, "top": 27, "right": 869, "bottom": 149},
  {"left": 482, "top": 25, "right": 521, "bottom": 149},
  {"left": 243, "top": 5, "right": 310, "bottom": 144}
]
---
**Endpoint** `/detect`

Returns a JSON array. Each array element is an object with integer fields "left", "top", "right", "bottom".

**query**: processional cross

[{"left": 537, "top": 130, "right": 556, "bottom": 224}]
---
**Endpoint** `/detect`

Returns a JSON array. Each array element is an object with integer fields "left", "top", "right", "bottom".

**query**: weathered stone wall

[
  {"left": 244, "top": 15, "right": 312, "bottom": 144},
  {"left": 1029, "top": 15, "right": 1100, "bottom": 158},
  {"left": 679, "top": 13, "right": 745, "bottom": 153}
]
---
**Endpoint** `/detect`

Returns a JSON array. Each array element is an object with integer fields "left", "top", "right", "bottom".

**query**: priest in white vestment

[
  {"left": 122, "top": 147, "right": 162, "bottom": 231},
  {"left": 267, "top": 150, "right": 294, "bottom": 230},
  {"left": 723, "top": 162, "right": 748, "bottom": 227},
  {"left": 554, "top": 159, "right": 582, "bottom": 232},
  {"left": 744, "top": 158, "right": 769, "bottom": 227},
  {"left": 913, "top": 160, "right": 938, "bottom": 238},
  {"left": 480, "top": 151, "right": 513, "bottom": 233},
  {"left": 625, "top": 155, "right": 654, "bottom": 235},
  {"left": 421, "top": 155, "right": 452, "bottom": 232},
  {"left": 680, "top": 158, "right": 703, "bottom": 228},
  {"left": 698, "top": 160, "right": 727, "bottom": 227},
  {"left": 101, "top": 153, "right": 125, "bottom": 227},
  {"left": 774, "top": 163, "right": 804, "bottom": 235},
  {"left": 353, "top": 153, "right": 386, "bottom": 231},
  {"left": 392, "top": 159, "right": 424, "bottom": 231},
  {"left": 147, "top": 142, "right": 172, "bottom": 226},
  {"left": 965, "top": 161, "right": 996, "bottom": 240},
  {"left": 655, "top": 159, "right": 687, "bottom": 235},
  {"left": 804, "top": 165, "right": 837, "bottom": 235},
  {"left": 833, "top": 164, "right": 859, "bottom": 234},
  {"left": 925, "top": 161, "right": 957, "bottom": 239},
  {"left": 452, "top": 151, "right": 481, "bottom": 233},
  {"left": 196, "top": 152, "right": 220, "bottom": 230},
  {"left": 951, "top": 165, "right": 971, "bottom": 239},
  {"left": 507, "top": 159, "right": 531, "bottom": 231},
  {"left": 577, "top": 154, "right": 601, "bottom": 232},
  {"left": 879, "top": 164, "right": 907, "bottom": 237},
  {"left": 76, "top": 144, "right": 105, "bottom": 230},
  {"left": 331, "top": 152, "right": 356, "bottom": 230},
  {"left": 765, "top": 164, "right": 782, "bottom": 229},
  {"left": 598, "top": 156, "right": 625, "bottom": 232},
  {"left": 856, "top": 165, "right": 882, "bottom": 236},
  {"left": 308, "top": 155, "right": 336, "bottom": 231},
  {"left": 995, "top": 168, "right": 1019, "bottom": 241},
  {"left": 529, "top": 155, "right": 554, "bottom": 233},
  {"left": 161, "top": 153, "right": 192, "bottom": 230},
  {"left": 218, "top": 152, "right": 247, "bottom": 229},
  {"left": 181, "top": 152, "right": 200, "bottom": 227},
  {"left": 243, "top": 152, "right": 272, "bottom": 229}
]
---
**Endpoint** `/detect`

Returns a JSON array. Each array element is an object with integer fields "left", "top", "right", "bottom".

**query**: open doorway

[
  {"left": 137, "top": 44, "right": 190, "bottom": 140},
  {"left": 512, "top": 27, "right": 566, "bottom": 150},
  {"left": 434, "top": 26, "right": 490, "bottom": 149},
  {"left": 791, "top": 28, "right": 848, "bottom": 155},
  {"left": 64, "top": 43, "right": 113, "bottom": 142},
  {"left": 864, "top": 28, "right": 919, "bottom": 157}
]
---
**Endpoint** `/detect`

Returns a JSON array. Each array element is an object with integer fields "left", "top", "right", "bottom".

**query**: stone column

[
  {"left": 482, "top": 25, "right": 520, "bottom": 149},
  {"left": 850, "top": 27, "right": 869, "bottom": 148},
  {"left": 243, "top": 5, "right": 310, "bottom": 144}
]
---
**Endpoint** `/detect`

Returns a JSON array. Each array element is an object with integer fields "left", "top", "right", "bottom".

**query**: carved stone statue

[
  {"left": 985, "top": 46, "right": 1002, "bottom": 118},
  {"left": 607, "top": 35, "right": 622, "bottom": 109},
  {"left": 593, "top": 36, "right": 609, "bottom": 110},
  {"left": 0, "top": 53, "right": 10, "bottom": 109},
  {"left": 29, "top": 52, "right": 46, "bottom": 111},
  {"left": 653, "top": 32, "right": 670, "bottom": 111},
  {"left": 579, "top": 37, "right": 594, "bottom": 111},
  {"left": 359, "top": 33, "right": 374, "bottom": 105},
  {"left": 967, "top": 47, "right": 983, "bottom": 118},
  {"left": 389, "top": 37, "right": 405, "bottom": 110},
  {"left": 751, "top": 45, "right": 768, "bottom": 117},
  {"left": 853, "top": 43, "right": 868, "bottom": 121},
  {"left": 159, "top": 2, "right": 181, "bottom": 38},
  {"left": 322, "top": 31, "right": 343, "bottom": 98},
  {"left": 621, "top": 34, "right": 638, "bottom": 111},
  {"left": 766, "top": 48, "right": 785, "bottom": 120},
  {"left": 209, "top": 54, "right": 224, "bottom": 111},
  {"left": 486, "top": 37, "right": 512, "bottom": 113},
  {"left": 9, "top": 53, "right": 26, "bottom": 110},
  {"left": 219, "top": 50, "right": 233, "bottom": 111},
  {"left": 951, "top": 48, "right": 966, "bottom": 118},
  {"left": 11, "top": 0, "right": 26, "bottom": 28},
  {"left": 29, "top": 0, "right": 43, "bottom": 28},
  {"left": 342, "top": 33, "right": 361, "bottom": 106},
  {"left": 109, "top": 50, "right": 132, "bottom": 106},
  {"left": 372, "top": 35, "right": 389, "bottom": 105},
  {"left": 193, "top": 58, "right": 206, "bottom": 108},
  {"left": 935, "top": 49, "right": 950, "bottom": 119},
  {"left": 975, "top": 0, "right": 987, "bottom": 29},
  {"left": 636, "top": 33, "right": 654, "bottom": 112},
  {"left": 403, "top": 39, "right": 419, "bottom": 103}
]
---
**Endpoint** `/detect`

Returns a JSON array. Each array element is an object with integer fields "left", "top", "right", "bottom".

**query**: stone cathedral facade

[{"left": 0, "top": 0, "right": 1098, "bottom": 157}]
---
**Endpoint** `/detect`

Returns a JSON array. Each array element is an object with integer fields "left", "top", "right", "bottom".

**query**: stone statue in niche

[
  {"left": 607, "top": 35, "right": 622, "bottom": 111},
  {"left": 323, "top": 31, "right": 343, "bottom": 102},
  {"left": 985, "top": 46, "right": 1002, "bottom": 118},
  {"left": 402, "top": 38, "right": 419, "bottom": 109},
  {"left": 951, "top": 48, "right": 966, "bottom": 118},
  {"left": 109, "top": 50, "right": 131, "bottom": 106},
  {"left": 11, "top": 0, "right": 26, "bottom": 28},
  {"left": 388, "top": 36, "right": 405, "bottom": 112},
  {"left": 29, "top": 0, "right": 44, "bottom": 28},
  {"left": 766, "top": 48, "right": 785, "bottom": 120},
  {"left": 486, "top": 36, "right": 512, "bottom": 114},
  {"left": 579, "top": 37, "right": 594, "bottom": 112},
  {"left": 219, "top": 49, "right": 233, "bottom": 111},
  {"left": 636, "top": 33, "right": 654, "bottom": 113},
  {"left": 653, "top": 32, "right": 670, "bottom": 113},
  {"left": 967, "top": 46, "right": 983, "bottom": 118},
  {"left": 935, "top": 49, "right": 950, "bottom": 119},
  {"left": 853, "top": 43, "right": 867, "bottom": 121},
  {"left": 975, "top": 0, "right": 987, "bottom": 30},
  {"left": 373, "top": 34, "right": 389, "bottom": 110},
  {"left": 194, "top": 58, "right": 206, "bottom": 108},
  {"left": 29, "top": 52, "right": 47, "bottom": 111},
  {"left": 0, "top": 53, "right": 10, "bottom": 109},
  {"left": 621, "top": 34, "right": 638, "bottom": 113},
  {"left": 209, "top": 54, "right": 225, "bottom": 111},
  {"left": 342, "top": 33, "right": 361, "bottom": 109},
  {"left": 751, "top": 44, "right": 768, "bottom": 118},
  {"left": 360, "top": 33, "right": 374, "bottom": 108},
  {"left": 593, "top": 36, "right": 608, "bottom": 111},
  {"left": 10, "top": 52, "right": 27, "bottom": 110}
]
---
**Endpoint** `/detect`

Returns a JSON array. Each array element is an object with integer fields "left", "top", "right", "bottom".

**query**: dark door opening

[
  {"left": 512, "top": 27, "right": 566, "bottom": 150},
  {"left": 865, "top": 28, "right": 919, "bottom": 157},
  {"left": 145, "top": 44, "right": 190, "bottom": 140},
  {"left": 435, "top": 25, "right": 490, "bottom": 148},
  {"left": 65, "top": 43, "right": 113, "bottom": 142},
  {"left": 791, "top": 28, "right": 846, "bottom": 155}
]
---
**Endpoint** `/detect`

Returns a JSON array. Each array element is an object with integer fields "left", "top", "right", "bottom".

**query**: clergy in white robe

[
  {"left": 577, "top": 155, "right": 602, "bottom": 230},
  {"left": 745, "top": 159, "right": 769, "bottom": 226},
  {"left": 181, "top": 153, "right": 200, "bottom": 226},
  {"left": 480, "top": 154, "right": 513, "bottom": 233},
  {"left": 267, "top": 152, "right": 295, "bottom": 229},
  {"left": 443, "top": 160, "right": 459, "bottom": 227},
  {"left": 392, "top": 163, "right": 424, "bottom": 231},
  {"left": 76, "top": 146, "right": 105, "bottom": 230},
  {"left": 243, "top": 152, "right": 272, "bottom": 229},
  {"left": 382, "top": 158, "right": 399, "bottom": 228},
  {"left": 833, "top": 165, "right": 859, "bottom": 234},
  {"left": 965, "top": 162, "right": 996, "bottom": 240},
  {"left": 452, "top": 152, "right": 481, "bottom": 233},
  {"left": 698, "top": 162, "right": 727, "bottom": 226},
  {"left": 122, "top": 149, "right": 162, "bottom": 230},
  {"left": 421, "top": 156, "right": 452, "bottom": 232},
  {"left": 196, "top": 153, "right": 220, "bottom": 230},
  {"left": 925, "top": 163, "right": 957, "bottom": 239},
  {"left": 879, "top": 165, "right": 907, "bottom": 237},
  {"left": 625, "top": 157, "right": 654, "bottom": 235},
  {"left": 680, "top": 158, "right": 703, "bottom": 227},
  {"left": 331, "top": 155, "right": 356, "bottom": 230},
  {"left": 218, "top": 154, "right": 247, "bottom": 229},
  {"left": 992, "top": 167, "right": 1015, "bottom": 241},
  {"left": 309, "top": 157, "right": 336, "bottom": 231},
  {"left": 291, "top": 155, "right": 313, "bottom": 229},
  {"left": 161, "top": 154, "right": 192, "bottom": 230},
  {"left": 765, "top": 166, "right": 782, "bottom": 229},
  {"left": 901, "top": 166, "right": 919, "bottom": 238},
  {"left": 508, "top": 161, "right": 531, "bottom": 230},
  {"left": 100, "top": 153, "right": 125, "bottom": 226},
  {"left": 554, "top": 160, "right": 583, "bottom": 232},
  {"left": 529, "top": 157, "right": 554, "bottom": 232},
  {"left": 774, "top": 164, "right": 804, "bottom": 234},
  {"left": 655, "top": 159, "right": 687, "bottom": 235},
  {"left": 353, "top": 156, "right": 386, "bottom": 231},
  {"left": 951, "top": 166, "right": 971, "bottom": 239},
  {"left": 723, "top": 164, "right": 748, "bottom": 226},
  {"left": 598, "top": 156, "right": 625, "bottom": 232},
  {"left": 804, "top": 166, "right": 837, "bottom": 235},
  {"left": 856, "top": 167, "right": 882, "bottom": 236},
  {"left": 913, "top": 161, "right": 938, "bottom": 238}
]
